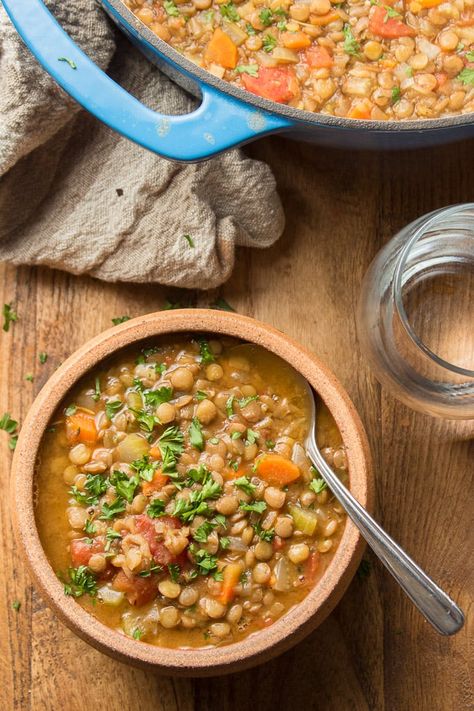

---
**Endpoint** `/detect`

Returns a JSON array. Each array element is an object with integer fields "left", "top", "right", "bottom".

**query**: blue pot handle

[{"left": 3, "top": 0, "right": 292, "bottom": 162}]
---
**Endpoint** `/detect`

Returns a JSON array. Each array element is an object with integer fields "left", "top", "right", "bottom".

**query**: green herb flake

[
  {"left": 234, "top": 476, "right": 257, "bottom": 496},
  {"left": 391, "top": 86, "right": 401, "bottom": 105},
  {"left": 99, "top": 498, "right": 127, "bottom": 521},
  {"left": 189, "top": 417, "right": 205, "bottom": 451},
  {"left": 195, "top": 390, "right": 208, "bottom": 402},
  {"left": 183, "top": 234, "right": 195, "bottom": 248},
  {"left": 343, "top": 23, "right": 360, "bottom": 56},
  {"left": 168, "top": 563, "right": 181, "bottom": 582},
  {"left": 239, "top": 500, "right": 267, "bottom": 514},
  {"left": 210, "top": 297, "right": 236, "bottom": 312},
  {"left": 231, "top": 431, "right": 242, "bottom": 440},
  {"left": 138, "top": 563, "right": 163, "bottom": 577},
  {"left": 220, "top": 1, "right": 239, "bottom": 21},
  {"left": 309, "top": 475, "right": 327, "bottom": 495},
  {"left": 259, "top": 7, "right": 273, "bottom": 26},
  {"left": 105, "top": 399, "right": 122, "bottom": 420},
  {"left": 220, "top": 536, "right": 230, "bottom": 549},
  {"left": 265, "top": 439, "right": 275, "bottom": 450},
  {"left": 246, "top": 22, "right": 256, "bottom": 35},
  {"left": 12, "top": 600, "right": 21, "bottom": 612},
  {"left": 245, "top": 429, "right": 259, "bottom": 445},
  {"left": 198, "top": 338, "right": 215, "bottom": 364},
  {"left": 0, "top": 413, "right": 18, "bottom": 435},
  {"left": 164, "top": 0, "right": 180, "bottom": 16},
  {"left": 144, "top": 386, "right": 173, "bottom": 409},
  {"left": 457, "top": 67, "right": 474, "bottom": 86},
  {"left": 25, "top": 373, "right": 34, "bottom": 382},
  {"left": 238, "top": 395, "right": 258, "bottom": 409},
  {"left": 112, "top": 315, "right": 131, "bottom": 325},
  {"left": 262, "top": 34, "right": 277, "bottom": 53},
  {"left": 209, "top": 437, "right": 219, "bottom": 445},
  {"left": 254, "top": 522, "right": 275, "bottom": 542},
  {"left": 147, "top": 498, "right": 166, "bottom": 518},
  {"left": 235, "top": 64, "right": 259, "bottom": 77},
  {"left": 58, "top": 56, "right": 77, "bottom": 70},
  {"left": 110, "top": 470, "right": 139, "bottom": 503},
  {"left": 65, "top": 404, "right": 77, "bottom": 417},
  {"left": 466, "top": 50, "right": 474, "bottom": 61},
  {"left": 62, "top": 565, "right": 97, "bottom": 598},
  {"left": 84, "top": 519, "right": 97, "bottom": 535},
  {"left": 226, "top": 395, "right": 235, "bottom": 417},
  {"left": 2, "top": 303, "right": 18, "bottom": 332},
  {"left": 39, "top": 352, "right": 48, "bottom": 364},
  {"left": 132, "top": 628, "right": 143, "bottom": 640}
]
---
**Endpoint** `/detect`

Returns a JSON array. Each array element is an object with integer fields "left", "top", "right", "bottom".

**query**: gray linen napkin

[{"left": 0, "top": 1, "right": 284, "bottom": 288}]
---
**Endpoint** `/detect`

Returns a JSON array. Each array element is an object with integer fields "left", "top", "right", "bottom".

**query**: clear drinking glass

[{"left": 357, "top": 204, "right": 474, "bottom": 419}]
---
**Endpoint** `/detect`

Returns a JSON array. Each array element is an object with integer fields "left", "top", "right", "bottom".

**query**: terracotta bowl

[{"left": 12, "top": 310, "right": 373, "bottom": 676}]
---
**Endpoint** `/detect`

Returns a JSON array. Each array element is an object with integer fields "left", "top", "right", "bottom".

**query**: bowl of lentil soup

[{"left": 12, "top": 310, "right": 371, "bottom": 675}]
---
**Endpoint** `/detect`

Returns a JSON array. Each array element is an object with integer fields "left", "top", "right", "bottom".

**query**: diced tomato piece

[
  {"left": 112, "top": 570, "right": 158, "bottom": 606},
  {"left": 304, "top": 552, "right": 321, "bottom": 586},
  {"left": 70, "top": 537, "right": 104, "bottom": 567},
  {"left": 242, "top": 67, "right": 298, "bottom": 104},
  {"left": 369, "top": 6, "right": 415, "bottom": 38},
  {"left": 305, "top": 45, "right": 333, "bottom": 69},
  {"left": 134, "top": 514, "right": 183, "bottom": 566}
]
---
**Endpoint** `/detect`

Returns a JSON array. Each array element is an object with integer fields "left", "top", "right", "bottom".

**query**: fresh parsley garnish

[
  {"left": 238, "top": 395, "right": 258, "bottom": 409},
  {"left": 132, "top": 628, "right": 143, "bottom": 640},
  {"left": 62, "top": 566, "right": 97, "bottom": 598},
  {"left": 99, "top": 498, "right": 127, "bottom": 520},
  {"left": 84, "top": 518, "right": 97, "bottom": 535},
  {"left": 0, "top": 412, "right": 18, "bottom": 450},
  {"left": 58, "top": 56, "right": 77, "bottom": 69},
  {"left": 259, "top": 8, "right": 273, "bottom": 25},
  {"left": 65, "top": 404, "right": 77, "bottom": 417},
  {"left": 189, "top": 417, "right": 204, "bottom": 451},
  {"left": 235, "top": 64, "right": 259, "bottom": 77},
  {"left": 144, "top": 387, "right": 173, "bottom": 408},
  {"left": 2, "top": 303, "right": 18, "bottom": 332},
  {"left": 195, "top": 390, "right": 208, "bottom": 402},
  {"left": 92, "top": 377, "right": 101, "bottom": 402},
  {"left": 226, "top": 394, "right": 235, "bottom": 417},
  {"left": 172, "top": 478, "right": 222, "bottom": 523},
  {"left": 265, "top": 439, "right": 275, "bottom": 449},
  {"left": 164, "top": 0, "right": 180, "bottom": 16},
  {"left": 147, "top": 498, "right": 166, "bottom": 518},
  {"left": 246, "top": 429, "right": 258, "bottom": 445},
  {"left": 254, "top": 522, "right": 274, "bottom": 541},
  {"left": 131, "top": 408, "right": 158, "bottom": 433},
  {"left": 309, "top": 466, "right": 327, "bottom": 494},
  {"left": 130, "top": 454, "right": 158, "bottom": 482},
  {"left": 343, "top": 23, "right": 360, "bottom": 56},
  {"left": 220, "top": 1, "right": 239, "bottom": 21},
  {"left": 105, "top": 399, "right": 122, "bottom": 420},
  {"left": 210, "top": 297, "right": 236, "bottom": 312},
  {"left": 262, "top": 34, "right": 277, "bottom": 53},
  {"left": 391, "top": 86, "right": 401, "bottom": 104},
  {"left": 198, "top": 338, "right": 215, "bottom": 364},
  {"left": 234, "top": 476, "right": 257, "bottom": 496},
  {"left": 168, "top": 563, "right": 181, "bottom": 582},
  {"left": 110, "top": 470, "right": 139, "bottom": 503},
  {"left": 138, "top": 563, "right": 163, "bottom": 577},
  {"left": 191, "top": 547, "right": 220, "bottom": 577},
  {"left": 457, "top": 67, "right": 474, "bottom": 86},
  {"left": 239, "top": 500, "right": 267, "bottom": 514}
]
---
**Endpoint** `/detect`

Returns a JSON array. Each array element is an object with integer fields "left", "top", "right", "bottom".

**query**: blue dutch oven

[{"left": 3, "top": 0, "right": 474, "bottom": 162}]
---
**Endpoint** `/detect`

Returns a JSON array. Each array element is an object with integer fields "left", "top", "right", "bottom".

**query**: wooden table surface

[{"left": 1, "top": 136, "right": 473, "bottom": 711}]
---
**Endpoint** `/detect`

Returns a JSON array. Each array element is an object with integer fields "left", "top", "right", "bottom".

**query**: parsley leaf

[
  {"left": 254, "top": 523, "right": 274, "bottom": 541},
  {"left": 458, "top": 67, "right": 474, "bottom": 86},
  {"left": 226, "top": 394, "right": 235, "bottom": 417},
  {"left": 198, "top": 338, "right": 215, "bottom": 364},
  {"left": 234, "top": 476, "right": 257, "bottom": 496},
  {"left": 193, "top": 520, "right": 215, "bottom": 543},
  {"left": 39, "top": 352, "right": 48, "bottom": 364},
  {"left": 12, "top": 600, "right": 21, "bottom": 611},
  {"left": 25, "top": 373, "right": 34, "bottom": 382},
  {"left": 131, "top": 455, "right": 158, "bottom": 482},
  {"left": 466, "top": 51, "right": 474, "bottom": 62},
  {"left": 195, "top": 390, "right": 208, "bottom": 402},
  {"left": 309, "top": 467, "right": 327, "bottom": 494},
  {"left": 235, "top": 64, "right": 259, "bottom": 77},
  {"left": 112, "top": 315, "right": 131, "bottom": 325},
  {"left": 62, "top": 566, "right": 97, "bottom": 598},
  {"left": 58, "top": 56, "right": 77, "bottom": 70},
  {"left": 240, "top": 500, "right": 267, "bottom": 514},
  {"left": 343, "top": 23, "right": 360, "bottom": 56},
  {"left": 131, "top": 408, "right": 158, "bottom": 433},
  {"left": 220, "top": 1, "right": 239, "bottom": 21},
  {"left": 138, "top": 563, "right": 163, "bottom": 577},
  {"left": 183, "top": 234, "right": 195, "bottom": 248},
  {"left": 92, "top": 377, "right": 101, "bottom": 402},
  {"left": 246, "top": 428, "right": 259, "bottom": 445},
  {"left": 84, "top": 519, "right": 97, "bottom": 535},
  {"left": 210, "top": 297, "right": 236, "bottom": 312},
  {"left": 110, "top": 470, "right": 139, "bottom": 503},
  {"left": 147, "top": 498, "right": 166, "bottom": 518},
  {"left": 262, "top": 34, "right": 277, "bottom": 53},
  {"left": 189, "top": 417, "right": 204, "bottom": 451},
  {"left": 168, "top": 563, "right": 181, "bottom": 582},
  {"left": 391, "top": 86, "right": 401, "bottom": 104},
  {"left": 2, "top": 303, "right": 18, "bottom": 332},
  {"left": 65, "top": 404, "right": 77, "bottom": 417},
  {"left": 164, "top": 0, "right": 180, "bottom": 16},
  {"left": 0, "top": 413, "right": 18, "bottom": 434},
  {"left": 191, "top": 547, "right": 220, "bottom": 576},
  {"left": 144, "top": 387, "right": 173, "bottom": 408},
  {"left": 259, "top": 7, "right": 273, "bottom": 25},
  {"left": 99, "top": 498, "right": 127, "bottom": 520},
  {"left": 238, "top": 395, "right": 258, "bottom": 409},
  {"left": 105, "top": 399, "right": 122, "bottom": 420}
]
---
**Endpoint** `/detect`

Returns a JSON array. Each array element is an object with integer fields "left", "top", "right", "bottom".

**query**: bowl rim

[{"left": 11, "top": 309, "right": 373, "bottom": 675}]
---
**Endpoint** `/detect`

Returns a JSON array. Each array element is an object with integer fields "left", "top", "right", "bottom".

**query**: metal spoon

[{"left": 303, "top": 381, "right": 464, "bottom": 636}]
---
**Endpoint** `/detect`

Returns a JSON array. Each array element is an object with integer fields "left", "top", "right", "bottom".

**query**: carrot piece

[
  {"left": 241, "top": 66, "right": 298, "bottom": 103},
  {"left": 310, "top": 11, "right": 340, "bottom": 27},
  {"left": 255, "top": 454, "right": 301, "bottom": 486},
  {"left": 348, "top": 104, "right": 372, "bottom": 120},
  {"left": 149, "top": 446, "right": 161, "bottom": 460},
  {"left": 305, "top": 45, "right": 333, "bottom": 68},
  {"left": 141, "top": 470, "right": 169, "bottom": 496},
  {"left": 281, "top": 31, "right": 311, "bottom": 50},
  {"left": 369, "top": 6, "right": 415, "bottom": 38},
  {"left": 205, "top": 28, "right": 238, "bottom": 69},
  {"left": 411, "top": 0, "right": 443, "bottom": 10},
  {"left": 66, "top": 411, "right": 97, "bottom": 445},
  {"left": 219, "top": 562, "right": 243, "bottom": 605}
]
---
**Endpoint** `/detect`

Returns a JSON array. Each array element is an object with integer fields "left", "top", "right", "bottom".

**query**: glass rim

[{"left": 393, "top": 203, "right": 474, "bottom": 379}]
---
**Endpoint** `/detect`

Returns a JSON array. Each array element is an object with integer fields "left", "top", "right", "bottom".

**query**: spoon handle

[{"left": 308, "top": 444, "right": 464, "bottom": 636}]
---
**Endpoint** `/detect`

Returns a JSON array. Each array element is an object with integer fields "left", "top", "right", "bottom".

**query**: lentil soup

[
  {"left": 124, "top": 0, "right": 474, "bottom": 120},
  {"left": 36, "top": 337, "right": 347, "bottom": 648}
]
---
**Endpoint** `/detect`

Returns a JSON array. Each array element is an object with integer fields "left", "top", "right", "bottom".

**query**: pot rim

[
  {"left": 104, "top": 0, "right": 474, "bottom": 134},
  {"left": 11, "top": 310, "right": 372, "bottom": 675}
]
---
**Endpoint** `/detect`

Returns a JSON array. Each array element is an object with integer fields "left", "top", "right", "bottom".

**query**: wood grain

[{"left": 0, "top": 137, "right": 473, "bottom": 711}]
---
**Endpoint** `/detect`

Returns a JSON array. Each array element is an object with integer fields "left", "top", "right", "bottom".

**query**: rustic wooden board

[{"left": 0, "top": 137, "right": 472, "bottom": 711}]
